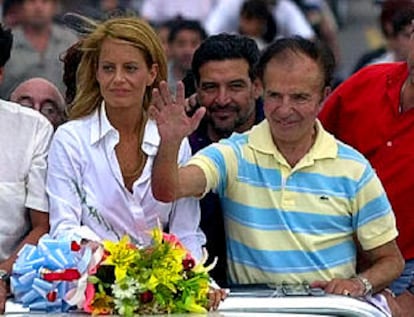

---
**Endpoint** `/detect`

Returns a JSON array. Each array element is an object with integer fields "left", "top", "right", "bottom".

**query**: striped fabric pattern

[{"left": 188, "top": 120, "right": 398, "bottom": 285}]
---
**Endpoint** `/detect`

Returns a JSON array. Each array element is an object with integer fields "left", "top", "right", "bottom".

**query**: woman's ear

[{"left": 147, "top": 63, "right": 159, "bottom": 86}]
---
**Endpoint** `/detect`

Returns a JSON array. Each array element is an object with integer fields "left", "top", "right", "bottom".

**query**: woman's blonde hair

[{"left": 68, "top": 16, "right": 167, "bottom": 120}]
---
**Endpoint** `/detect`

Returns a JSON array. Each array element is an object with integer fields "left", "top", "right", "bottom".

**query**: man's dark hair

[
  {"left": 392, "top": 9, "right": 414, "bottom": 36},
  {"left": 240, "top": 0, "right": 277, "bottom": 43},
  {"left": 380, "top": 0, "right": 414, "bottom": 37},
  {"left": 0, "top": 23, "right": 13, "bottom": 67},
  {"left": 256, "top": 36, "right": 335, "bottom": 88},
  {"left": 191, "top": 33, "right": 260, "bottom": 85},
  {"left": 167, "top": 19, "right": 207, "bottom": 44}
]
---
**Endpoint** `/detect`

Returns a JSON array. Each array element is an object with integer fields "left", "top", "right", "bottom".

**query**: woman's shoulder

[{"left": 53, "top": 115, "right": 95, "bottom": 144}]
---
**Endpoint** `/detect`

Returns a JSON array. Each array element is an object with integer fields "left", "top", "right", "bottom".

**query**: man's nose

[{"left": 214, "top": 88, "right": 231, "bottom": 105}]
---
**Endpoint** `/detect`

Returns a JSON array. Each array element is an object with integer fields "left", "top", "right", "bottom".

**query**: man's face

[
  {"left": 392, "top": 24, "right": 413, "bottom": 61},
  {"left": 197, "top": 59, "right": 260, "bottom": 139},
  {"left": 169, "top": 29, "right": 203, "bottom": 71},
  {"left": 405, "top": 22, "right": 414, "bottom": 82},
  {"left": 22, "top": 0, "right": 56, "bottom": 28},
  {"left": 262, "top": 53, "right": 326, "bottom": 148},
  {"left": 11, "top": 79, "right": 65, "bottom": 128}
]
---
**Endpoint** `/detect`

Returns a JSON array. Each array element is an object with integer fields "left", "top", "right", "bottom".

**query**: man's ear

[
  {"left": 323, "top": 86, "right": 332, "bottom": 99},
  {"left": 0, "top": 67, "right": 4, "bottom": 86},
  {"left": 318, "top": 86, "right": 332, "bottom": 112},
  {"left": 253, "top": 78, "right": 263, "bottom": 99}
]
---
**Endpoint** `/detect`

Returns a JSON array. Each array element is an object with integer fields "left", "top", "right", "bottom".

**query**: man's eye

[
  {"left": 20, "top": 102, "right": 34, "bottom": 108},
  {"left": 202, "top": 85, "right": 216, "bottom": 92}
]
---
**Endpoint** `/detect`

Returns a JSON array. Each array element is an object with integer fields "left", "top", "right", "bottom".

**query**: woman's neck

[{"left": 106, "top": 106, "right": 144, "bottom": 135}]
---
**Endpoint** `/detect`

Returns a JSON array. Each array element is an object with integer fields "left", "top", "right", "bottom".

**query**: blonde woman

[{"left": 46, "top": 16, "right": 206, "bottom": 261}]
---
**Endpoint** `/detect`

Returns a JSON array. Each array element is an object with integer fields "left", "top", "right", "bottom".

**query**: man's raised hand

[{"left": 149, "top": 81, "right": 205, "bottom": 143}]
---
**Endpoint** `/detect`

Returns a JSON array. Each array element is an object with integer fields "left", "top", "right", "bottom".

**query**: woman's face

[{"left": 96, "top": 37, "right": 157, "bottom": 111}]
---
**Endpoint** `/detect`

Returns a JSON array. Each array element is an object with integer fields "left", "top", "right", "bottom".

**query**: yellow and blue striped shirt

[{"left": 187, "top": 120, "right": 398, "bottom": 285}]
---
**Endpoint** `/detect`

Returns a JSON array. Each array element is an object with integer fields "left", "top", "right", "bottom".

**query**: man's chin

[{"left": 212, "top": 124, "right": 236, "bottom": 138}]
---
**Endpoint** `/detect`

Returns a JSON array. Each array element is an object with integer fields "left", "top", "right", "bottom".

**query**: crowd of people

[{"left": 0, "top": 0, "right": 414, "bottom": 316}]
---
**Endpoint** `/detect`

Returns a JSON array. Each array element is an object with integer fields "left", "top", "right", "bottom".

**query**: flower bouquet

[{"left": 10, "top": 228, "right": 214, "bottom": 316}]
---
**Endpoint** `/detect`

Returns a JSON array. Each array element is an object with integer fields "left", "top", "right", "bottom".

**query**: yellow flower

[
  {"left": 103, "top": 236, "right": 138, "bottom": 281},
  {"left": 91, "top": 291, "right": 114, "bottom": 315}
]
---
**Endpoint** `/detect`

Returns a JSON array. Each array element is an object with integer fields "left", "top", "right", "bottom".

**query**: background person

[
  {"left": 188, "top": 33, "right": 263, "bottom": 286},
  {"left": 10, "top": 77, "right": 66, "bottom": 129},
  {"left": 167, "top": 19, "right": 207, "bottom": 93},
  {"left": 0, "top": 0, "right": 78, "bottom": 98},
  {"left": 319, "top": 18, "right": 414, "bottom": 313},
  {"left": 0, "top": 22, "right": 53, "bottom": 313}
]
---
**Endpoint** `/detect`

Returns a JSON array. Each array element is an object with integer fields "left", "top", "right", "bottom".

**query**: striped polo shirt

[{"left": 187, "top": 119, "right": 398, "bottom": 285}]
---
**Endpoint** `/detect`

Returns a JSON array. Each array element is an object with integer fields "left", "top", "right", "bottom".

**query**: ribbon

[{"left": 11, "top": 234, "right": 95, "bottom": 313}]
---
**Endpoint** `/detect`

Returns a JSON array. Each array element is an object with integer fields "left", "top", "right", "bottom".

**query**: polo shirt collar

[{"left": 248, "top": 119, "right": 337, "bottom": 164}]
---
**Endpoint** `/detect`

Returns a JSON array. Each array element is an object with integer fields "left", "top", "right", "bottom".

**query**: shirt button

[{"left": 386, "top": 141, "right": 392, "bottom": 147}]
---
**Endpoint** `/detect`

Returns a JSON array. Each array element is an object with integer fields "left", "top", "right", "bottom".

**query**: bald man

[{"left": 10, "top": 77, "right": 66, "bottom": 129}]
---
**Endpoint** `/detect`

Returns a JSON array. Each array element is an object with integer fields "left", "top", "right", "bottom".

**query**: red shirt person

[{"left": 319, "top": 60, "right": 414, "bottom": 296}]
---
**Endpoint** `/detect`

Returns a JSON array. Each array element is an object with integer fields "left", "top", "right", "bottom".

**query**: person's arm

[
  {"left": 47, "top": 127, "right": 100, "bottom": 242},
  {"left": 312, "top": 240, "right": 403, "bottom": 297},
  {"left": 358, "top": 240, "right": 404, "bottom": 293},
  {"left": 150, "top": 81, "right": 207, "bottom": 202},
  {"left": 0, "top": 210, "right": 49, "bottom": 274},
  {"left": 0, "top": 115, "right": 52, "bottom": 274},
  {"left": 312, "top": 162, "right": 403, "bottom": 296},
  {"left": 0, "top": 280, "right": 6, "bottom": 314},
  {"left": 167, "top": 138, "right": 206, "bottom": 260}
]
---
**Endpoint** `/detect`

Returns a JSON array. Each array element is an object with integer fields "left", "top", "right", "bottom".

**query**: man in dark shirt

[{"left": 187, "top": 34, "right": 264, "bottom": 286}]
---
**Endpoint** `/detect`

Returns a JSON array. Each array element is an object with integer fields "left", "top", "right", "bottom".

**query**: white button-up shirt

[
  {"left": 0, "top": 99, "right": 53, "bottom": 261},
  {"left": 47, "top": 103, "right": 205, "bottom": 260}
]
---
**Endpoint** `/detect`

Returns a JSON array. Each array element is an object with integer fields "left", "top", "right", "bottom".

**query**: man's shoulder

[
  {"left": 334, "top": 137, "right": 369, "bottom": 165},
  {"left": 352, "top": 62, "right": 405, "bottom": 80},
  {"left": 51, "top": 23, "right": 79, "bottom": 43}
]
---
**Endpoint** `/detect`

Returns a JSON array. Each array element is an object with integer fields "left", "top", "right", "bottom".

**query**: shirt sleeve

[
  {"left": 204, "top": 0, "right": 242, "bottom": 34},
  {"left": 353, "top": 162, "right": 398, "bottom": 251},
  {"left": 47, "top": 126, "right": 100, "bottom": 242},
  {"left": 186, "top": 141, "right": 236, "bottom": 198},
  {"left": 169, "top": 138, "right": 206, "bottom": 261},
  {"left": 274, "top": 0, "right": 315, "bottom": 39},
  {"left": 25, "top": 116, "right": 54, "bottom": 212}
]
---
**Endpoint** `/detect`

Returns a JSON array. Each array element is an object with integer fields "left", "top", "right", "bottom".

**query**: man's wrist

[
  {"left": 0, "top": 270, "right": 9, "bottom": 283},
  {"left": 353, "top": 274, "right": 373, "bottom": 296}
]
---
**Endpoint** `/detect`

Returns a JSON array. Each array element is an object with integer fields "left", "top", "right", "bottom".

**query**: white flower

[{"left": 112, "top": 277, "right": 141, "bottom": 299}]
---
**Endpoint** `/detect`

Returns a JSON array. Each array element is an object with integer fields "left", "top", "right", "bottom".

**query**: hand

[
  {"left": 0, "top": 280, "right": 7, "bottom": 314},
  {"left": 81, "top": 239, "right": 103, "bottom": 253},
  {"left": 311, "top": 278, "right": 365, "bottom": 297},
  {"left": 149, "top": 81, "right": 205, "bottom": 143},
  {"left": 185, "top": 93, "right": 200, "bottom": 116},
  {"left": 207, "top": 287, "right": 228, "bottom": 311}
]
